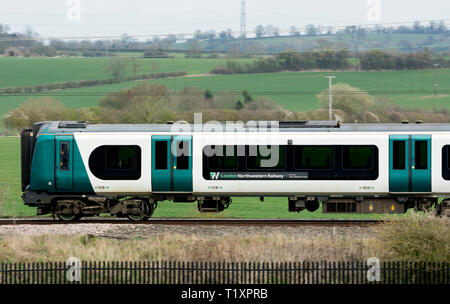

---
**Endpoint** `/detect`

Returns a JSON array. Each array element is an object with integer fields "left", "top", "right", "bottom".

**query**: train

[{"left": 20, "top": 120, "right": 450, "bottom": 221}]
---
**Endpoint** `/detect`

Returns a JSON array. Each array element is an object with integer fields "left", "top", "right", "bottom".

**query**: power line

[
  {"left": 5, "top": 18, "right": 238, "bottom": 28},
  {"left": 0, "top": 9, "right": 241, "bottom": 17}
]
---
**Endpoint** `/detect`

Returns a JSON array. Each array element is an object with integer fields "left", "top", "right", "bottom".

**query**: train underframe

[{"left": 23, "top": 189, "right": 449, "bottom": 221}]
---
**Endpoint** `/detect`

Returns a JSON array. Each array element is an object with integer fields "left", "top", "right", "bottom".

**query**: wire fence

[{"left": 0, "top": 261, "right": 448, "bottom": 284}]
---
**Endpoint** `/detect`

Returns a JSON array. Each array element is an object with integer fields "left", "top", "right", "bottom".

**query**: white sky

[{"left": 1, "top": 0, "right": 449, "bottom": 39}]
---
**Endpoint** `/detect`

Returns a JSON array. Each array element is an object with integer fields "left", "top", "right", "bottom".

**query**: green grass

[
  {"left": 0, "top": 137, "right": 29, "bottom": 217},
  {"left": 0, "top": 137, "right": 380, "bottom": 219},
  {"left": 1, "top": 69, "right": 448, "bottom": 119},
  {"left": 0, "top": 57, "right": 253, "bottom": 88}
]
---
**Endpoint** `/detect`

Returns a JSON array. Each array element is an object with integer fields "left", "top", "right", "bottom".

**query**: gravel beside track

[{"left": 0, "top": 219, "right": 378, "bottom": 239}]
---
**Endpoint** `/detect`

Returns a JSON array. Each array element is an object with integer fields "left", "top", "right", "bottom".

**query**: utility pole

[
  {"left": 325, "top": 76, "right": 336, "bottom": 121},
  {"left": 240, "top": 0, "right": 247, "bottom": 54},
  {"left": 434, "top": 63, "right": 439, "bottom": 96}
]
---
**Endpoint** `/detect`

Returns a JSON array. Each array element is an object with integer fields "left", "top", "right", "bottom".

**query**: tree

[
  {"left": 98, "top": 84, "right": 168, "bottom": 123},
  {"left": 235, "top": 100, "right": 244, "bottom": 110},
  {"left": 205, "top": 89, "right": 213, "bottom": 99},
  {"left": 186, "top": 39, "right": 202, "bottom": 58},
  {"left": 265, "top": 25, "right": 276, "bottom": 36},
  {"left": 3, "top": 97, "right": 81, "bottom": 130},
  {"left": 317, "top": 83, "right": 375, "bottom": 116},
  {"left": 242, "top": 90, "right": 253, "bottom": 104},
  {"left": 306, "top": 24, "right": 317, "bottom": 36},
  {"left": 121, "top": 33, "right": 137, "bottom": 48},
  {"left": 131, "top": 58, "right": 140, "bottom": 79},
  {"left": 289, "top": 26, "right": 297, "bottom": 36},
  {"left": 219, "top": 31, "right": 228, "bottom": 40},
  {"left": 104, "top": 57, "right": 129, "bottom": 80},
  {"left": 0, "top": 24, "right": 10, "bottom": 34},
  {"left": 255, "top": 25, "right": 265, "bottom": 38}
]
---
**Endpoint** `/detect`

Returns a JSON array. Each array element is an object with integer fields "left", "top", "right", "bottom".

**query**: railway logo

[{"left": 210, "top": 172, "right": 220, "bottom": 180}]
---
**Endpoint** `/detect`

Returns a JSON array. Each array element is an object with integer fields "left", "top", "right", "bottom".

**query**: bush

[
  {"left": 317, "top": 83, "right": 375, "bottom": 114},
  {"left": 243, "top": 97, "right": 281, "bottom": 111},
  {"left": 2, "top": 97, "right": 86, "bottom": 130},
  {"left": 373, "top": 212, "right": 450, "bottom": 262},
  {"left": 211, "top": 66, "right": 234, "bottom": 74}
]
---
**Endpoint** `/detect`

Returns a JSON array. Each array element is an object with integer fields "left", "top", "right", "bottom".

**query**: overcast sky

[{"left": 1, "top": 0, "right": 449, "bottom": 39}]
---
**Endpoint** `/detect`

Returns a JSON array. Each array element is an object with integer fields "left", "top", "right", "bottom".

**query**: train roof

[{"left": 33, "top": 120, "right": 450, "bottom": 136}]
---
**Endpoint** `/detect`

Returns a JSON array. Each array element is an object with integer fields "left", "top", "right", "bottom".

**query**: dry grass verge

[
  {"left": 0, "top": 234, "right": 373, "bottom": 263},
  {"left": 0, "top": 213, "right": 447, "bottom": 263}
]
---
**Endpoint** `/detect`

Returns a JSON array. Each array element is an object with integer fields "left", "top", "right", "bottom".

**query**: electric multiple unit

[{"left": 20, "top": 121, "right": 450, "bottom": 221}]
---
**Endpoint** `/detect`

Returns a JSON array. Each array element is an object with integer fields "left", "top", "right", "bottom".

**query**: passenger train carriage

[{"left": 20, "top": 120, "right": 449, "bottom": 221}]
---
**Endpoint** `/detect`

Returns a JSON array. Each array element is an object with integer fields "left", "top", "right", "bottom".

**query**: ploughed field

[{"left": 0, "top": 137, "right": 379, "bottom": 219}]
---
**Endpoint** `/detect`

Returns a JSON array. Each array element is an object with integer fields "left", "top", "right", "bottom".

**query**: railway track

[{"left": 0, "top": 218, "right": 383, "bottom": 227}]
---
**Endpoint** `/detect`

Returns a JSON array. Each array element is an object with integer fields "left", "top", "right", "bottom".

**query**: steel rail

[{"left": 0, "top": 218, "right": 383, "bottom": 227}]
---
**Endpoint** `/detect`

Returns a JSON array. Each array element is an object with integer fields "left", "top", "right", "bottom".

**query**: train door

[
  {"left": 55, "top": 135, "right": 73, "bottom": 191},
  {"left": 389, "top": 135, "right": 431, "bottom": 192},
  {"left": 151, "top": 135, "right": 192, "bottom": 192}
]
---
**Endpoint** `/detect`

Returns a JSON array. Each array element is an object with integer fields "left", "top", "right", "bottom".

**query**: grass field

[
  {"left": 0, "top": 57, "right": 253, "bottom": 88},
  {"left": 0, "top": 137, "right": 380, "bottom": 219},
  {"left": 1, "top": 69, "right": 449, "bottom": 121}
]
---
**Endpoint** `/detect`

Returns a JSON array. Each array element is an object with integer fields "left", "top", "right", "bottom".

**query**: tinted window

[
  {"left": 247, "top": 146, "right": 286, "bottom": 169},
  {"left": 106, "top": 146, "right": 136, "bottom": 170},
  {"left": 442, "top": 145, "right": 450, "bottom": 180},
  {"left": 393, "top": 141, "right": 406, "bottom": 170},
  {"left": 155, "top": 141, "right": 167, "bottom": 170},
  {"left": 176, "top": 141, "right": 189, "bottom": 170},
  {"left": 205, "top": 145, "right": 239, "bottom": 170},
  {"left": 447, "top": 146, "right": 450, "bottom": 170},
  {"left": 60, "top": 142, "right": 70, "bottom": 171},
  {"left": 415, "top": 141, "right": 428, "bottom": 169},
  {"left": 295, "top": 146, "right": 333, "bottom": 169},
  {"left": 343, "top": 146, "right": 373, "bottom": 169},
  {"left": 89, "top": 145, "right": 141, "bottom": 180}
]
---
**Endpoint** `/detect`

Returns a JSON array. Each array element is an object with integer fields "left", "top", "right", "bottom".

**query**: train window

[
  {"left": 205, "top": 145, "right": 239, "bottom": 170},
  {"left": 247, "top": 146, "right": 286, "bottom": 169},
  {"left": 343, "top": 146, "right": 373, "bottom": 170},
  {"left": 415, "top": 141, "right": 428, "bottom": 170},
  {"left": 447, "top": 146, "right": 450, "bottom": 170},
  {"left": 176, "top": 141, "right": 189, "bottom": 170},
  {"left": 295, "top": 146, "right": 333, "bottom": 170},
  {"left": 393, "top": 141, "right": 406, "bottom": 170},
  {"left": 106, "top": 146, "right": 136, "bottom": 170},
  {"left": 443, "top": 146, "right": 450, "bottom": 180},
  {"left": 155, "top": 141, "right": 168, "bottom": 170},
  {"left": 89, "top": 145, "right": 141, "bottom": 180},
  {"left": 60, "top": 142, "right": 70, "bottom": 171}
]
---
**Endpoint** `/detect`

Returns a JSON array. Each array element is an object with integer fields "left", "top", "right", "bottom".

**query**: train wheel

[
  {"left": 127, "top": 200, "right": 153, "bottom": 222},
  {"left": 57, "top": 213, "right": 82, "bottom": 221}
]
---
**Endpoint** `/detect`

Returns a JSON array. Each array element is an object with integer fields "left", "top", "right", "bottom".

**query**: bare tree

[{"left": 104, "top": 57, "right": 129, "bottom": 80}]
